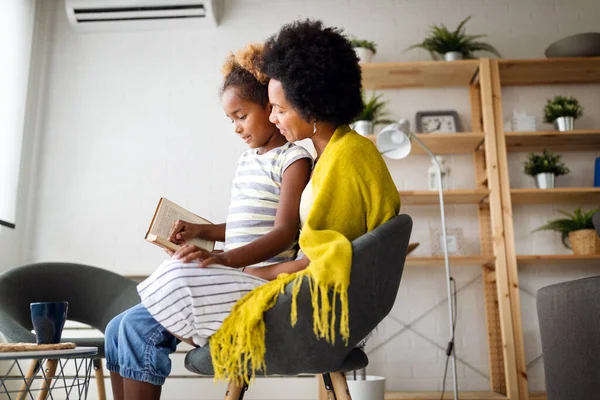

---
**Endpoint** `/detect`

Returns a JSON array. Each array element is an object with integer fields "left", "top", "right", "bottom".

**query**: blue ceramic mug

[{"left": 30, "top": 302, "right": 69, "bottom": 344}]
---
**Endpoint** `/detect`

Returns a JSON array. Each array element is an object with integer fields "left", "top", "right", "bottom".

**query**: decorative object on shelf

[
  {"left": 595, "top": 157, "right": 600, "bottom": 187},
  {"left": 524, "top": 149, "right": 570, "bottom": 189},
  {"left": 534, "top": 207, "right": 600, "bottom": 255},
  {"left": 416, "top": 110, "right": 462, "bottom": 133},
  {"left": 375, "top": 119, "right": 459, "bottom": 400},
  {"left": 405, "top": 16, "right": 501, "bottom": 61},
  {"left": 510, "top": 110, "right": 537, "bottom": 132},
  {"left": 545, "top": 32, "right": 600, "bottom": 58},
  {"left": 428, "top": 156, "right": 450, "bottom": 191},
  {"left": 407, "top": 242, "right": 420, "bottom": 255},
  {"left": 543, "top": 96, "right": 584, "bottom": 132},
  {"left": 350, "top": 38, "right": 377, "bottom": 63},
  {"left": 430, "top": 227, "right": 464, "bottom": 256},
  {"left": 352, "top": 91, "right": 393, "bottom": 136}
]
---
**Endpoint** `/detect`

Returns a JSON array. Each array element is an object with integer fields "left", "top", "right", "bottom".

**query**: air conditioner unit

[{"left": 65, "top": 0, "right": 221, "bottom": 31}]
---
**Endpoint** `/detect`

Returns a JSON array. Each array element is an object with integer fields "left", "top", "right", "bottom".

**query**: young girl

[{"left": 105, "top": 44, "right": 312, "bottom": 400}]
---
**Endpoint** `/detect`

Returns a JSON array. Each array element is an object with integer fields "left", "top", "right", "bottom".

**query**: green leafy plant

[
  {"left": 523, "top": 149, "right": 570, "bottom": 177},
  {"left": 405, "top": 16, "right": 501, "bottom": 60},
  {"left": 543, "top": 96, "right": 584, "bottom": 123},
  {"left": 533, "top": 208, "right": 600, "bottom": 248},
  {"left": 354, "top": 91, "right": 393, "bottom": 125},
  {"left": 350, "top": 38, "right": 377, "bottom": 54}
]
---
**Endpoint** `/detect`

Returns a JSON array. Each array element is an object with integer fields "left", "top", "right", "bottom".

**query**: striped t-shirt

[{"left": 223, "top": 142, "right": 313, "bottom": 267}]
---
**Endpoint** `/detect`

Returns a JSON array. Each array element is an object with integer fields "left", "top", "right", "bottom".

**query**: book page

[{"left": 146, "top": 198, "right": 214, "bottom": 252}]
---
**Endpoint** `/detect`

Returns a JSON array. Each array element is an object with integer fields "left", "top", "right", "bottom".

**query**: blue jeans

[{"left": 105, "top": 304, "right": 180, "bottom": 386}]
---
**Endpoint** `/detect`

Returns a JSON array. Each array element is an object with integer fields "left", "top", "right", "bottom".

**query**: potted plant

[
  {"left": 405, "top": 16, "right": 501, "bottom": 61},
  {"left": 346, "top": 368, "right": 385, "bottom": 400},
  {"left": 351, "top": 38, "right": 377, "bottom": 63},
  {"left": 543, "top": 96, "right": 584, "bottom": 131},
  {"left": 352, "top": 91, "right": 394, "bottom": 136},
  {"left": 534, "top": 208, "right": 600, "bottom": 255},
  {"left": 523, "top": 149, "right": 570, "bottom": 189}
]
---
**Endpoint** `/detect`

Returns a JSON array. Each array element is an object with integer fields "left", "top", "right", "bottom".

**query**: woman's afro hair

[{"left": 260, "top": 20, "right": 363, "bottom": 126}]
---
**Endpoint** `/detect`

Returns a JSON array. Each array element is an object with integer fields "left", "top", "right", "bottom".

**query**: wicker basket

[{"left": 569, "top": 229, "right": 600, "bottom": 255}]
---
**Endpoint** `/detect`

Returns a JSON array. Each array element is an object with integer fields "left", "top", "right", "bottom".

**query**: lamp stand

[{"left": 410, "top": 133, "right": 459, "bottom": 400}]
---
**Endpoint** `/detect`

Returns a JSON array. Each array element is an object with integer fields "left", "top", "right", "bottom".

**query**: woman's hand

[
  {"left": 244, "top": 257, "right": 310, "bottom": 281},
  {"left": 172, "top": 244, "right": 230, "bottom": 267},
  {"left": 167, "top": 220, "right": 203, "bottom": 244}
]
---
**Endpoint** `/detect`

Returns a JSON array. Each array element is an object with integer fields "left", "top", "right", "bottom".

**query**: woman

[{"left": 209, "top": 20, "right": 400, "bottom": 382}]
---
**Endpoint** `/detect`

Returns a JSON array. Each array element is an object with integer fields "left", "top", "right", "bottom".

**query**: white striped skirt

[{"left": 137, "top": 260, "right": 268, "bottom": 347}]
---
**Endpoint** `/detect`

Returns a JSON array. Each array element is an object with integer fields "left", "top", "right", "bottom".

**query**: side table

[{"left": 0, "top": 346, "right": 97, "bottom": 400}]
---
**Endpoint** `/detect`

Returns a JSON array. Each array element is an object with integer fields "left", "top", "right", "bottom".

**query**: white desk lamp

[{"left": 377, "top": 119, "right": 459, "bottom": 400}]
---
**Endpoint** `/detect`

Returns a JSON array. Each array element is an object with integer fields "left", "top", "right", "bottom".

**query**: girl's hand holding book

[
  {"left": 168, "top": 220, "right": 203, "bottom": 244},
  {"left": 173, "top": 244, "right": 230, "bottom": 267}
]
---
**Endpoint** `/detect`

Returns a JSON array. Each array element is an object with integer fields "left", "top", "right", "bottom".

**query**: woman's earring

[{"left": 313, "top": 122, "right": 317, "bottom": 134}]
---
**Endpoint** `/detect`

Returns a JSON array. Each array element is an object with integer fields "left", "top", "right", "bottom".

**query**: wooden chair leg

[
  {"left": 224, "top": 380, "right": 248, "bottom": 400},
  {"left": 319, "top": 374, "right": 337, "bottom": 400},
  {"left": 36, "top": 359, "right": 58, "bottom": 400},
  {"left": 330, "top": 372, "right": 352, "bottom": 400},
  {"left": 16, "top": 360, "right": 41, "bottom": 400},
  {"left": 93, "top": 359, "right": 107, "bottom": 400}
]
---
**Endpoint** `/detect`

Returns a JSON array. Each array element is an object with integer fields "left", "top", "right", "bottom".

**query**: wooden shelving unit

[
  {"left": 517, "top": 254, "right": 600, "bottom": 266},
  {"left": 490, "top": 57, "right": 600, "bottom": 400},
  {"left": 353, "top": 57, "right": 598, "bottom": 400},
  {"left": 406, "top": 255, "right": 495, "bottom": 267},
  {"left": 366, "top": 132, "right": 484, "bottom": 154},
  {"left": 399, "top": 189, "right": 490, "bottom": 205},
  {"left": 505, "top": 130, "right": 600, "bottom": 152},
  {"left": 350, "top": 59, "right": 521, "bottom": 400},
  {"left": 497, "top": 57, "right": 600, "bottom": 86},
  {"left": 511, "top": 188, "right": 600, "bottom": 205},
  {"left": 361, "top": 59, "right": 480, "bottom": 89}
]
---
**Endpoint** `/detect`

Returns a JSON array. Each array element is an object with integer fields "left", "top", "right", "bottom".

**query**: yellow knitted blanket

[{"left": 209, "top": 125, "right": 400, "bottom": 383}]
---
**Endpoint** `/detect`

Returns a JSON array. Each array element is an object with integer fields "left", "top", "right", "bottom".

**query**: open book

[{"left": 145, "top": 198, "right": 215, "bottom": 253}]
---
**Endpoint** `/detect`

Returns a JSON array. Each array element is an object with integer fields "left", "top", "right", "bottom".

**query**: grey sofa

[{"left": 0, "top": 262, "right": 140, "bottom": 399}]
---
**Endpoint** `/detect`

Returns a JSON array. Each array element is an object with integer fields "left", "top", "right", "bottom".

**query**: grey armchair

[
  {"left": 0, "top": 262, "right": 140, "bottom": 400},
  {"left": 185, "top": 214, "right": 413, "bottom": 399},
  {"left": 537, "top": 275, "right": 600, "bottom": 400}
]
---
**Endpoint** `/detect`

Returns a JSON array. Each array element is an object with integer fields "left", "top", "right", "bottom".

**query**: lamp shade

[{"left": 376, "top": 119, "right": 412, "bottom": 160}]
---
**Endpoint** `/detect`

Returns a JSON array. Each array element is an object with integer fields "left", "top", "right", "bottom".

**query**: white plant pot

[
  {"left": 553, "top": 116, "right": 575, "bottom": 131},
  {"left": 354, "top": 47, "right": 374, "bottom": 63},
  {"left": 353, "top": 120, "right": 374, "bottom": 136},
  {"left": 534, "top": 173, "right": 556, "bottom": 189},
  {"left": 346, "top": 375, "right": 386, "bottom": 400},
  {"left": 444, "top": 51, "right": 464, "bottom": 61}
]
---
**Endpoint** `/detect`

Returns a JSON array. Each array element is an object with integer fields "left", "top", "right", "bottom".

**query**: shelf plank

[
  {"left": 406, "top": 256, "right": 495, "bottom": 267},
  {"left": 367, "top": 132, "right": 484, "bottom": 154},
  {"left": 498, "top": 57, "right": 600, "bottom": 86},
  {"left": 517, "top": 254, "right": 600, "bottom": 266},
  {"left": 361, "top": 60, "right": 480, "bottom": 89},
  {"left": 511, "top": 188, "right": 600, "bottom": 205},
  {"left": 505, "top": 130, "right": 600, "bottom": 152},
  {"left": 529, "top": 392, "right": 547, "bottom": 400},
  {"left": 399, "top": 189, "right": 490, "bottom": 205},
  {"left": 386, "top": 392, "right": 506, "bottom": 400}
]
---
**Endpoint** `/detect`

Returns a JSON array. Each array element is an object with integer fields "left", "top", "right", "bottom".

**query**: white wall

[
  {"left": 12, "top": 0, "right": 600, "bottom": 396},
  {"left": 0, "top": 0, "right": 37, "bottom": 272}
]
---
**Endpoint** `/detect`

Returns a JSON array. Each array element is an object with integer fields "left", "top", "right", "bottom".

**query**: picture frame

[
  {"left": 416, "top": 110, "right": 463, "bottom": 134},
  {"left": 430, "top": 227, "right": 465, "bottom": 256}
]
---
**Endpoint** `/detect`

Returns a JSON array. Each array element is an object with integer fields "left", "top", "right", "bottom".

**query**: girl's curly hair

[{"left": 221, "top": 43, "right": 269, "bottom": 107}]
